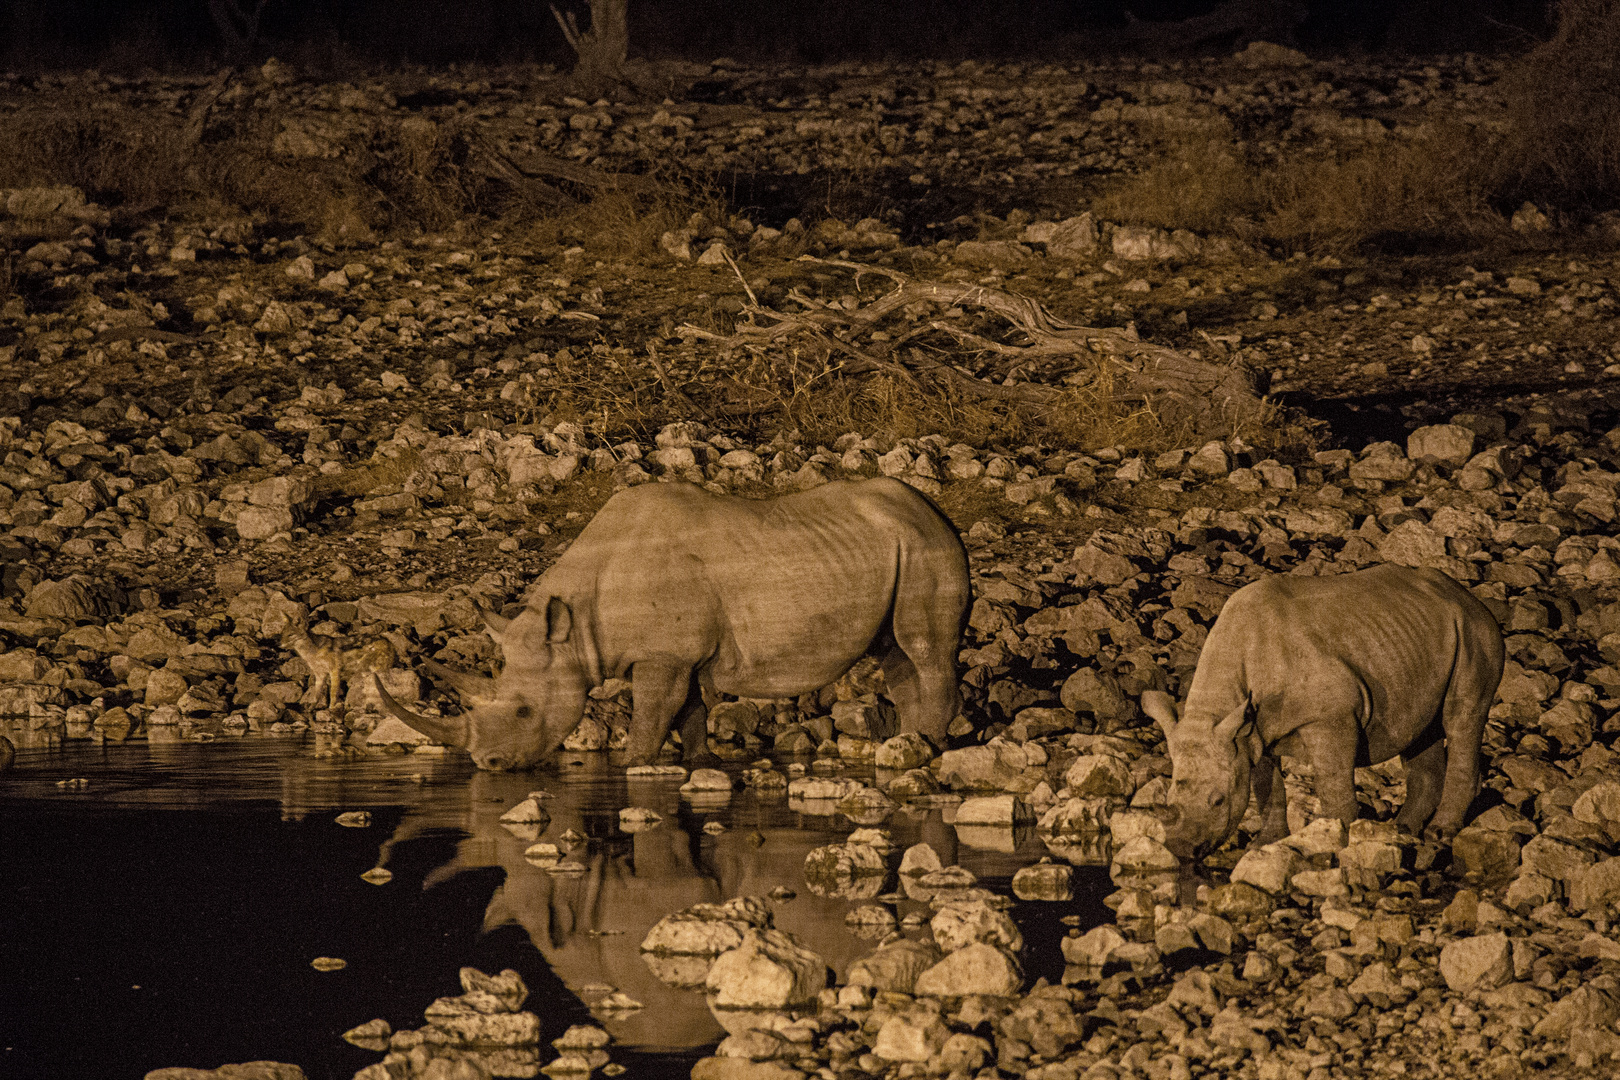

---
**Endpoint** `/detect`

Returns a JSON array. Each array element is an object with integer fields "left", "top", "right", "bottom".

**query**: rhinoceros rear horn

[
  {"left": 423, "top": 659, "right": 498, "bottom": 705},
  {"left": 1140, "top": 691, "right": 1179, "bottom": 734},
  {"left": 479, "top": 606, "right": 513, "bottom": 644},
  {"left": 1214, "top": 699, "right": 1253, "bottom": 741},
  {"left": 372, "top": 675, "right": 468, "bottom": 748}
]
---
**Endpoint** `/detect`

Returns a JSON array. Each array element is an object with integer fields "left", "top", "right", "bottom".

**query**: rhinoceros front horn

[{"left": 372, "top": 675, "right": 468, "bottom": 748}]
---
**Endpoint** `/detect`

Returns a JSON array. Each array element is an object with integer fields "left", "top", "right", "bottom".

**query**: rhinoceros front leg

[
  {"left": 1295, "top": 719, "right": 1361, "bottom": 828},
  {"left": 626, "top": 660, "right": 713, "bottom": 765},
  {"left": 1250, "top": 752, "right": 1290, "bottom": 846}
]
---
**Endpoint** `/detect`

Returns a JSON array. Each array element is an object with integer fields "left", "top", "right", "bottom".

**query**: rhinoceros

[
  {"left": 375, "top": 477, "right": 970, "bottom": 770},
  {"left": 1141, "top": 564, "right": 1504, "bottom": 859}
]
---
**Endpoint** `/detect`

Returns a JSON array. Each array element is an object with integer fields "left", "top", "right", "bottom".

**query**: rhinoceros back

[
  {"left": 1183, "top": 564, "right": 1504, "bottom": 760},
  {"left": 529, "top": 479, "right": 969, "bottom": 696}
]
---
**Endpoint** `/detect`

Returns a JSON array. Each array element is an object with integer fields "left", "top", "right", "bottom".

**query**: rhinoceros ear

[
  {"left": 1141, "top": 691, "right": 1179, "bottom": 736},
  {"left": 1214, "top": 699, "right": 1253, "bottom": 742},
  {"left": 544, "top": 596, "right": 573, "bottom": 643}
]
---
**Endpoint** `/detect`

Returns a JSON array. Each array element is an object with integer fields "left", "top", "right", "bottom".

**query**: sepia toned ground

[{"left": 2, "top": 39, "right": 1620, "bottom": 1080}]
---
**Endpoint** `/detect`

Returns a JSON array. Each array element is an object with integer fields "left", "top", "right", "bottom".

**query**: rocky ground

[{"left": 4, "top": 42, "right": 1620, "bottom": 1080}]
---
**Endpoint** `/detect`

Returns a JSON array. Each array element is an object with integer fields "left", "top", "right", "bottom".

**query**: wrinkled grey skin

[
  {"left": 376, "top": 477, "right": 970, "bottom": 770},
  {"left": 1142, "top": 564, "right": 1504, "bottom": 860}
]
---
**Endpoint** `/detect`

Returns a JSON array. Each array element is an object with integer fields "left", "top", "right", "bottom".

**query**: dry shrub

[
  {"left": 1042, "top": 364, "right": 1194, "bottom": 452},
  {"left": 0, "top": 101, "right": 683, "bottom": 244},
  {"left": 1256, "top": 129, "right": 1498, "bottom": 253},
  {"left": 0, "top": 109, "right": 192, "bottom": 208},
  {"left": 1492, "top": 0, "right": 1620, "bottom": 209},
  {"left": 1098, "top": 7, "right": 1620, "bottom": 249},
  {"left": 778, "top": 371, "right": 1023, "bottom": 449},
  {"left": 742, "top": 347, "right": 1200, "bottom": 454},
  {"left": 1095, "top": 121, "right": 1498, "bottom": 254}
]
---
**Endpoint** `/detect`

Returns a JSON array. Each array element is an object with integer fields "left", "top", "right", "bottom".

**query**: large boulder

[
  {"left": 704, "top": 929, "right": 828, "bottom": 1010},
  {"left": 913, "top": 943, "right": 1023, "bottom": 998},
  {"left": 1438, "top": 933, "right": 1512, "bottom": 992}
]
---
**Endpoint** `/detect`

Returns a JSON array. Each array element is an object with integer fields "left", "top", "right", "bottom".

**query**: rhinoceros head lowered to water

[
  {"left": 1141, "top": 690, "right": 1255, "bottom": 859},
  {"left": 373, "top": 598, "right": 592, "bottom": 770}
]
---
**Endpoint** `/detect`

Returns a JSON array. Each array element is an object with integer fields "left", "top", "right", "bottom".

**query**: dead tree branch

[{"left": 680, "top": 256, "right": 1270, "bottom": 437}]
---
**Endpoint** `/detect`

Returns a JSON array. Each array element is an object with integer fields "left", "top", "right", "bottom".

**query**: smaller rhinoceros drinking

[
  {"left": 1142, "top": 564, "right": 1504, "bottom": 859},
  {"left": 375, "top": 477, "right": 970, "bottom": 770}
]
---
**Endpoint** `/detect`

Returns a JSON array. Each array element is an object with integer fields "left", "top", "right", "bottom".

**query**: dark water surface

[{"left": 0, "top": 736, "right": 1110, "bottom": 1080}]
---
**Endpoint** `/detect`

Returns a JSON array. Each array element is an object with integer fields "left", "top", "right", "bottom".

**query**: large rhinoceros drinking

[{"left": 375, "top": 477, "right": 971, "bottom": 769}]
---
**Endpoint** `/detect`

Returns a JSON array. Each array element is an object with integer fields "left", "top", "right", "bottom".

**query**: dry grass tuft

[
  {"left": 1091, "top": 123, "right": 1264, "bottom": 234},
  {"left": 512, "top": 173, "right": 727, "bottom": 260},
  {"left": 733, "top": 348, "right": 1209, "bottom": 455},
  {"left": 317, "top": 447, "right": 424, "bottom": 501},
  {"left": 1095, "top": 123, "right": 1498, "bottom": 255},
  {"left": 0, "top": 103, "right": 699, "bottom": 247},
  {"left": 1257, "top": 131, "right": 1499, "bottom": 253}
]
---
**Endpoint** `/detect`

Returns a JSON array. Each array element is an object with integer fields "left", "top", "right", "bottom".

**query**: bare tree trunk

[
  {"left": 550, "top": 0, "right": 631, "bottom": 95},
  {"left": 208, "top": 0, "right": 269, "bottom": 66}
]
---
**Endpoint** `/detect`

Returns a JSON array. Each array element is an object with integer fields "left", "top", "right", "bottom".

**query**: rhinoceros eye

[{"left": 515, "top": 704, "right": 532, "bottom": 719}]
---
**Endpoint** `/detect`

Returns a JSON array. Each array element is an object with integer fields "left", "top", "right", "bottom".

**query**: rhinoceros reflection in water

[{"left": 373, "top": 772, "right": 961, "bottom": 1051}]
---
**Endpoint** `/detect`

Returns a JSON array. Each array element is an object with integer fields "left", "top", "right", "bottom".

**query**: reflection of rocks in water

[
  {"left": 952, "top": 824, "right": 1026, "bottom": 854},
  {"left": 642, "top": 952, "right": 714, "bottom": 989},
  {"left": 641, "top": 895, "right": 775, "bottom": 987},
  {"left": 499, "top": 797, "right": 551, "bottom": 827},
  {"left": 343, "top": 1017, "right": 392, "bottom": 1051},
  {"left": 145, "top": 1062, "right": 309, "bottom": 1080},
  {"left": 1041, "top": 831, "right": 1112, "bottom": 867},
  {"left": 616, "top": 806, "right": 662, "bottom": 831},
  {"left": 679, "top": 767, "right": 733, "bottom": 796},
  {"left": 902, "top": 860, "right": 980, "bottom": 905},
  {"left": 350, "top": 967, "right": 545, "bottom": 1079},
  {"left": 835, "top": 784, "right": 895, "bottom": 825},
  {"left": 1012, "top": 858, "right": 1074, "bottom": 901},
  {"left": 842, "top": 902, "right": 897, "bottom": 940},
  {"left": 802, "top": 840, "right": 888, "bottom": 899},
  {"left": 954, "top": 793, "right": 1033, "bottom": 828},
  {"left": 522, "top": 842, "right": 561, "bottom": 867}
]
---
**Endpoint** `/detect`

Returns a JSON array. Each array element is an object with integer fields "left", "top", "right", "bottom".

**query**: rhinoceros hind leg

[
  {"left": 1396, "top": 726, "right": 1447, "bottom": 835},
  {"left": 1425, "top": 645, "right": 1498, "bottom": 840},
  {"left": 880, "top": 644, "right": 956, "bottom": 745}
]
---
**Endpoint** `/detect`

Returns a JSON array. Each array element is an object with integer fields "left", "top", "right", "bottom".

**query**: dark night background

[{"left": 0, "top": 1, "right": 1561, "bottom": 71}]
